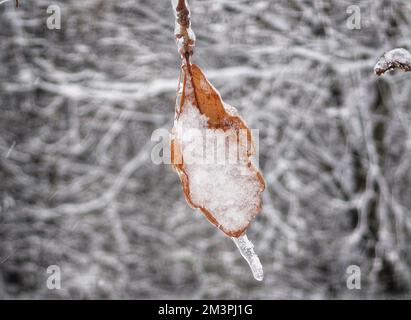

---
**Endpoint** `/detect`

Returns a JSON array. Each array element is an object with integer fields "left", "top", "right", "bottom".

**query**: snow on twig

[
  {"left": 172, "top": 0, "right": 196, "bottom": 60},
  {"left": 374, "top": 48, "right": 411, "bottom": 76}
]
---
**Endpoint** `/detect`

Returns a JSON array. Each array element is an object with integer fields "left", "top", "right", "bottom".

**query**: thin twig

[{"left": 172, "top": 0, "right": 195, "bottom": 62}]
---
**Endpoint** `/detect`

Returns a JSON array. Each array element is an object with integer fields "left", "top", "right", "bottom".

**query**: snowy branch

[
  {"left": 172, "top": 0, "right": 195, "bottom": 60},
  {"left": 374, "top": 48, "right": 411, "bottom": 76}
]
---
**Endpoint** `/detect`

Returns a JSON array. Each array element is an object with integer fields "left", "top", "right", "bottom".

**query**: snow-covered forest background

[{"left": 1, "top": 0, "right": 411, "bottom": 299}]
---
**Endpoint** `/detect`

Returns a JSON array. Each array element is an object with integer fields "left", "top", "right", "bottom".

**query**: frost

[{"left": 232, "top": 233, "right": 264, "bottom": 281}]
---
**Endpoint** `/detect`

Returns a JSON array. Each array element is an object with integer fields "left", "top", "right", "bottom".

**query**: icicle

[{"left": 232, "top": 233, "right": 264, "bottom": 281}]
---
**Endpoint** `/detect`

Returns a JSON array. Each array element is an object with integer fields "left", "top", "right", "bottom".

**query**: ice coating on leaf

[
  {"left": 171, "top": 64, "right": 265, "bottom": 238},
  {"left": 175, "top": 103, "right": 263, "bottom": 234},
  {"left": 232, "top": 233, "right": 264, "bottom": 281},
  {"left": 374, "top": 48, "right": 411, "bottom": 75}
]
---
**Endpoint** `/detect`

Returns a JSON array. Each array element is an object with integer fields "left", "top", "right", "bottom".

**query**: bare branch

[{"left": 374, "top": 48, "right": 411, "bottom": 76}]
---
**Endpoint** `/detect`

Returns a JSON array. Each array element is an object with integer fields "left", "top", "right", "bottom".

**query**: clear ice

[{"left": 232, "top": 233, "right": 264, "bottom": 281}]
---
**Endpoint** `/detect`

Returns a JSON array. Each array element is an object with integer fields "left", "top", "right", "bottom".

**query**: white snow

[
  {"left": 175, "top": 102, "right": 263, "bottom": 234},
  {"left": 374, "top": 48, "right": 411, "bottom": 75},
  {"left": 382, "top": 48, "right": 411, "bottom": 65}
]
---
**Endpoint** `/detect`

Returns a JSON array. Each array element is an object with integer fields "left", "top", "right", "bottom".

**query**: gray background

[{"left": 0, "top": 0, "right": 411, "bottom": 299}]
